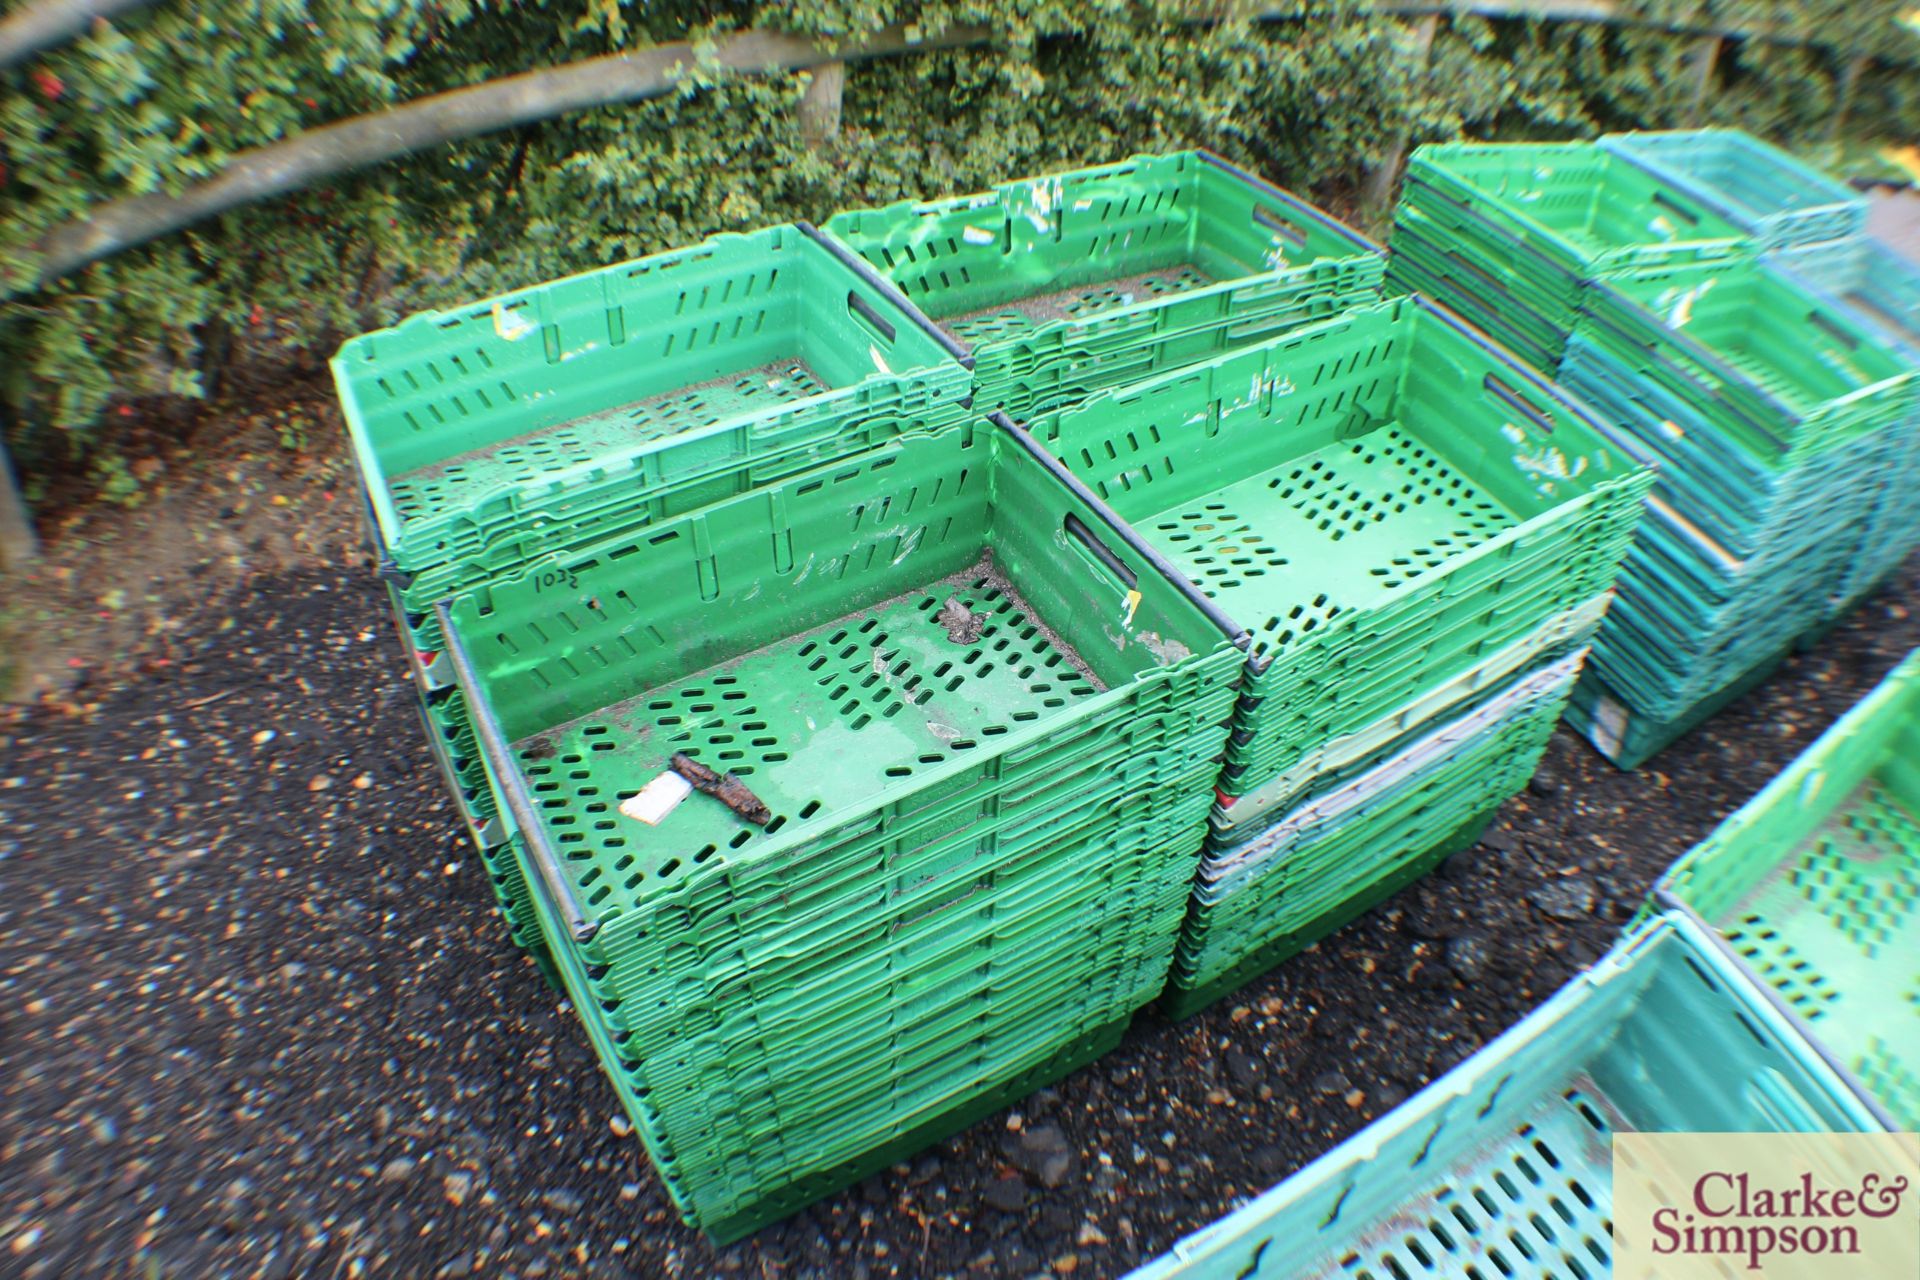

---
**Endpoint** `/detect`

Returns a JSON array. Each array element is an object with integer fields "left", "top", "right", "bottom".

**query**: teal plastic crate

[
  {"left": 824, "top": 151, "right": 1385, "bottom": 422},
  {"left": 1599, "top": 129, "right": 1868, "bottom": 255},
  {"left": 1129, "top": 913, "right": 1890, "bottom": 1278},
  {"left": 436, "top": 415, "right": 1245, "bottom": 1239},
  {"left": 1651, "top": 650, "right": 1920, "bottom": 1129}
]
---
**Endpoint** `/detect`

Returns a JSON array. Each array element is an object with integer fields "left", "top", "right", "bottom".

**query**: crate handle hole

[
  {"left": 1650, "top": 190, "right": 1702, "bottom": 225},
  {"left": 1252, "top": 203, "right": 1308, "bottom": 247},
  {"left": 1806, "top": 310, "right": 1861, "bottom": 351},
  {"left": 847, "top": 292, "right": 897, "bottom": 345}
]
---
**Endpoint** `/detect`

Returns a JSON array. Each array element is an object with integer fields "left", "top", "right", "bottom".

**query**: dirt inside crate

[
  {"left": 389, "top": 356, "right": 831, "bottom": 517},
  {"left": 939, "top": 263, "right": 1214, "bottom": 345},
  {"left": 505, "top": 555, "right": 1112, "bottom": 863}
]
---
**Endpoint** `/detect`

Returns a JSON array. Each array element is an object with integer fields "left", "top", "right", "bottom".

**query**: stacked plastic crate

[
  {"left": 1652, "top": 650, "right": 1920, "bottom": 1131},
  {"left": 331, "top": 223, "right": 977, "bottom": 957},
  {"left": 1599, "top": 129, "right": 1920, "bottom": 619},
  {"left": 1389, "top": 137, "right": 1920, "bottom": 769},
  {"left": 1559, "top": 259, "right": 1917, "bottom": 766},
  {"left": 824, "top": 150, "right": 1388, "bottom": 422},
  {"left": 1022, "top": 296, "right": 1655, "bottom": 1017},
  {"left": 1387, "top": 140, "right": 1749, "bottom": 373},
  {"left": 1121, "top": 912, "right": 1895, "bottom": 1279},
  {"left": 433, "top": 418, "right": 1246, "bottom": 1239}
]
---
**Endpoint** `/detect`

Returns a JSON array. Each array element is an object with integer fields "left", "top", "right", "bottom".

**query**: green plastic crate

[
  {"left": 823, "top": 151, "right": 1385, "bottom": 422},
  {"left": 1578, "top": 260, "right": 1916, "bottom": 471},
  {"left": 333, "top": 221, "right": 975, "bottom": 658},
  {"left": 436, "top": 415, "right": 1244, "bottom": 1238},
  {"left": 1390, "top": 139, "right": 1752, "bottom": 369},
  {"left": 1022, "top": 295, "right": 1652, "bottom": 807},
  {"left": 1128, "top": 912, "right": 1891, "bottom": 1278},
  {"left": 1651, "top": 650, "right": 1920, "bottom": 1129},
  {"left": 1405, "top": 142, "right": 1750, "bottom": 277}
]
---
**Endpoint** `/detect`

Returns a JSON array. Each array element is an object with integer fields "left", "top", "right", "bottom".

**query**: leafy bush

[{"left": 2, "top": 0, "right": 1917, "bottom": 485}]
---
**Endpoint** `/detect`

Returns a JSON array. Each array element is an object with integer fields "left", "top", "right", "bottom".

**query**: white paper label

[{"left": 621, "top": 771, "right": 693, "bottom": 825}]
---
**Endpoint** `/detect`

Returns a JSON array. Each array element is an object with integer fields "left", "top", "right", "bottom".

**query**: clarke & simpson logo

[{"left": 1615, "top": 1133, "right": 1920, "bottom": 1280}]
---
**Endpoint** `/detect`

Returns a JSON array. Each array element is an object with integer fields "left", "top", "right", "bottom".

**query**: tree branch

[
  {"left": 16, "top": 22, "right": 987, "bottom": 292},
  {"left": 0, "top": 0, "right": 157, "bottom": 70}
]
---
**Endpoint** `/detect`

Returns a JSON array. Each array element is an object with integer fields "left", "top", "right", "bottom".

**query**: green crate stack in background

[
  {"left": 1598, "top": 129, "right": 1920, "bottom": 622},
  {"left": 331, "top": 222, "right": 976, "bottom": 950},
  {"left": 436, "top": 417, "right": 1246, "bottom": 1240},
  {"left": 823, "top": 151, "right": 1386, "bottom": 423},
  {"left": 1388, "top": 140, "right": 1750, "bottom": 372},
  {"left": 1121, "top": 912, "right": 1894, "bottom": 1280},
  {"left": 1651, "top": 650, "right": 1920, "bottom": 1130},
  {"left": 1600, "top": 128, "right": 1870, "bottom": 292},
  {"left": 1389, "top": 134, "right": 1920, "bottom": 769},
  {"left": 1023, "top": 296, "right": 1654, "bottom": 1017}
]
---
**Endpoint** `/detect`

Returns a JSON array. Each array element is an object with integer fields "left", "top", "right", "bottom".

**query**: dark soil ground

[{"left": 4, "top": 544, "right": 1915, "bottom": 1279}]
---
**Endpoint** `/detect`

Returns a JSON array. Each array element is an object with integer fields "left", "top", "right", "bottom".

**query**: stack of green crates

[
  {"left": 435, "top": 417, "right": 1245, "bottom": 1239},
  {"left": 1022, "top": 296, "right": 1654, "bottom": 1017},
  {"left": 1598, "top": 128, "right": 1920, "bottom": 616},
  {"left": 1121, "top": 912, "right": 1892, "bottom": 1279},
  {"left": 330, "top": 223, "right": 976, "bottom": 948},
  {"left": 823, "top": 151, "right": 1386, "bottom": 422},
  {"left": 1389, "top": 140, "right": 1749, "bottom": 372},
  {"left": 1600, "top": 128, "right": 1871, "bottom": 293},
  {"left": 1559, "top": 259, "right": 1918, "bottom": 767},
  {"left": 1652, "top": 650, "right": 1920, "bottom": 1130}
]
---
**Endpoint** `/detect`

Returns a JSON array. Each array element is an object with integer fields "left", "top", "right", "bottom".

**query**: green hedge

[{"left": 3, "top": 0, "right": 1917, "bottom": 485}]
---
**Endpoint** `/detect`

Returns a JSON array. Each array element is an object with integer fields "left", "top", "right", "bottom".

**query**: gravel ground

[{"left": 4, "top": 553, "right": 1914, "bottom": 1280}]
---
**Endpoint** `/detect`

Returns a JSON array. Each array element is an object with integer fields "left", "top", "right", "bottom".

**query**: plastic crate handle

[
  {"left": 433, "top": 599, "right": 599, "bottom": 944},
  {"left": 1806, "top": 309, "right": 1861, "bottom": 351},
  {"left": 1650, "top": 189, "right": 1703, "bottom": 226},
  {"left": 1198, "top": 150, "right": 1382, "bottom": 257},
  {"left": 799, "top": 221, "right": 973, "bottom": 367},
  {"left": 1252, "top": 203, "right": 1307, "bottom": 248}
]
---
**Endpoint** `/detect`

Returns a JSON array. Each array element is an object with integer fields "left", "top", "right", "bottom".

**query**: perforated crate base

[
  {"left": 1312, "top": 1081, "right": 1621, "bottom": 1280},
  {"left": 1142, "top": 424, "right": 1520, "bottom": 660},
  {"left": 1717, "top": 782, "right": 1920, "bottom": 1127},
  {"left": 388, "top": 357, "right": 831, "bottom": 523},
  {"left": 939, "top": 264, "right": 1215, "bottom": 345},
  {"left": 509, "top": 557, "right": 1111, "bottom": 870}
]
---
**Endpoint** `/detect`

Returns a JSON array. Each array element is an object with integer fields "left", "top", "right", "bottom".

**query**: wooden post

[
  {"left": 1684, "top": 34, "right": 1722, "bottom": 124},
  {"left": 1362, "top": 13, "right": 1442, "bottom": 222},
  {"left": 798, "top": 60, "right": 845, "bottom": 150},
  {"left": 0, "top": 438, "right": 39, "bottom": 570},
  {"left": 1830, "top": 50, "right": 1870, "bottom": 145}
]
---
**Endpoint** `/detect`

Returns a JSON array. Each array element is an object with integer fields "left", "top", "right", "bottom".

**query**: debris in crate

[
  {"left": 670, "top": 752, "right": 772, "bottom": 825},
  {"left": 935, "top": 595, "right": 987, "bottom": 644}
]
